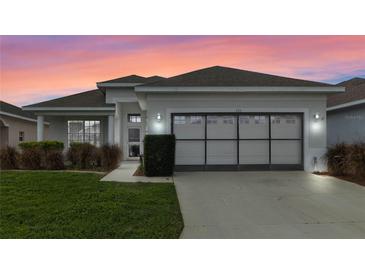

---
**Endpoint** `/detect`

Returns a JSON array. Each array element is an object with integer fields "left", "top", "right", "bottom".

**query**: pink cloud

[{"left": 1, "top": 35, "right": 364, "bottom": 106}]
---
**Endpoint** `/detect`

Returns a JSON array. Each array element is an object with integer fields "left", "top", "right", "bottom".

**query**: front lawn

[{"left": 0, "top": 171, "right": 183, "bottom": 238}]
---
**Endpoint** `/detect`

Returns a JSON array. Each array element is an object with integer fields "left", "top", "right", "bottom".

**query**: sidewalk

[{"left": 100, "top": 161, "right": 173, "bottom": 183}]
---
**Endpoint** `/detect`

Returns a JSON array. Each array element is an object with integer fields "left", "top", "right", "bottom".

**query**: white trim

[
  {"left": 135, "top": 86, "right": 345, "bottom": 93},
  {"left": 0, "top": 111, "right": 50, "bottom": 125},
  {"left": 22, "top": 107, "right": 115, "bottom": 111},
  {"left": 97, "top": 82, "right": 143, "bottom": 88},
  {"left": 327, "top": 99, "right": 365, "bottom": 111}
]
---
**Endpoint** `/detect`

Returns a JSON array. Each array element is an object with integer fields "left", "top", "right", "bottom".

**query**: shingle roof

[
  {"left": 142, "top": 66, "right": 334, "bottom": 87},
  {"left": 23, "top": 89, "right": 114, "bottom": 108},
  {"left": 327, "top": 77, "right": 365, "bottom": 107},
  {"left": 0, "top": 100, "right": 37, "bottom": 119},
  {"left": 99, "top": 74, "right": 165, "bottom": 84}
]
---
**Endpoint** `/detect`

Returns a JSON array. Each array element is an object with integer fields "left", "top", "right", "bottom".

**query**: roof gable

[
  {"left": 0, "top": 100, "right": 37, "bottom": 119},
  {"left": 328, "top": 77, "right": 365, "bottom": 108},
  {"left": 23, "top": 89, "right": 113, "bottom": 109},
  {"left": 98, "top": 74, "right": 165, "bottom": 84},
  {"left": 142, "top": 66, "right": 333, "bottom": 87}
]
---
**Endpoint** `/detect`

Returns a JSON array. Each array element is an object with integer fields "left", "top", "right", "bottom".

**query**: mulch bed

[
  {"left": 313, "top": 172, "right": 365, "bottom": 187},
  {"left": 133, "top": 165, "right": 144, "bottom": 176}
]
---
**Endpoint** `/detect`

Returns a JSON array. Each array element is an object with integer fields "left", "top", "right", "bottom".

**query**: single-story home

[
  {"left": 0, "top": 100, "right": 49, "bottom": 148},
  {"left": 23, "top": 66, "right": 345, "bottom": 172},
  {"left": 327, "top": 77, "right": 365, "bottom": 145}
]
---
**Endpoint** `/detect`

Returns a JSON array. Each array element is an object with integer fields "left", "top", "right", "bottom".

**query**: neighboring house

[
  {"left": 0, "top": 101, "right": 49, "bottom": 148},
  {"left": 22, "top": 66, "right": 344, "bottom": 172},
  {"left": 327, "top": 77, "right": 365, "bottom": 145}
]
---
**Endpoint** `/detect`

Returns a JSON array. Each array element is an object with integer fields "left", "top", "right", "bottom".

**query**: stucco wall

[
  {"left": 0, "top": 115, "right": 49, "bottom": 148},
  {"left": 145, "top": 92, "right": 328, "bottom": 172},
  {"left": 327, "top": 104, "right": 365, "bottom": 145}
]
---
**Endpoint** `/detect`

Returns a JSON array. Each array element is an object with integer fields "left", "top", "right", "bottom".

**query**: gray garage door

[{"left": 172, "top": 113, "right": 303, "bottom": 171}]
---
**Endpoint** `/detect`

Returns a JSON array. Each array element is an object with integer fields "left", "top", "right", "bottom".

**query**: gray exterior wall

[
  {"left": 0, "top": 115, "right": 49, "bottom": 148},
  {"left": 145, "top": 92, "right": 328, "bottom": 172},
  {"left": 327, "top": 104, "right": 365, "bottom": 145}
]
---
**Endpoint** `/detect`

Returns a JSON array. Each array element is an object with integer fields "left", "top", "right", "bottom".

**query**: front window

[
  {"left": 68, "top": 120, "right": 101, "bottom": 146},
  {"left": 19, "top": 131, "right": 24, "bottom": 142},
  {"left": 128, "top": 114, "right": 141, "bottom": 123}
]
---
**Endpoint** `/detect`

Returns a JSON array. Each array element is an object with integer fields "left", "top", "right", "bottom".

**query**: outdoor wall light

[
  {"left": 156, "top": 113, "right": 162, "bottom": 122},
  {"left": 314, "top": 113, "right": 320, "bottom": 120}
]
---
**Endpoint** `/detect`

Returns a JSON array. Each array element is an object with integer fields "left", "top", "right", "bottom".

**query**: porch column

[
  {"left": 108, "top": 115, "right": 115, "bottom": 145},
  {"left": 37, "top": 115, "right": 44, "bottom": 141}
]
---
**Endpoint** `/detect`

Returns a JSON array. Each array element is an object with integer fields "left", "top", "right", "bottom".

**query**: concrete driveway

[{"left": 174, "top": 171, "right": 365, "bottom": 238}]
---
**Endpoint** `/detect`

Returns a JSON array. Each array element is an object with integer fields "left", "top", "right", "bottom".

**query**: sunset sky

[{"left": 1, "top": 35, "right": 364, "bottom": 106}]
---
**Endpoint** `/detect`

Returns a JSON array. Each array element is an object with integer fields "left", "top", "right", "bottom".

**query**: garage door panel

[
  {"left": 271, "top": 140, "right": 302, "bottom": 164},
  {"left": 239, "top": 140, "right": 269, "bottom": 164},
  {"left": 239, "top": 115, "right": 269, "bottom": 139},
  {"left": 173, "top": 115, "right": 205, "bottom": 139},
  {"left": 271, "top": 114, "right": 301, "bottom": 139},
  {"left": 175, "top": 141, "right": 205, "bottom": 165},
  {"left": 207, "top": 141, "right": 236, "bottom": 165},
  {"left": 207, "top": 115, "right": 236, "bottom": 139}
]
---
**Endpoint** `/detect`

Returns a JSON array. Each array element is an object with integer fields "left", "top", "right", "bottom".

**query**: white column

[
  {"left": 114, "top": 103, "right": 122, "bottom": 145},
  {"left": 37, "top": 115, "right": 44, "bottom": 141},
  {"left": 108, "top": 115, "right": 115, "bottom": 145}
]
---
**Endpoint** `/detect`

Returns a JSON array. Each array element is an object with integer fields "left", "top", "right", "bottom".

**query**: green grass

[{"left": 0, "top": 171, "right": 183, "bottom": 238}]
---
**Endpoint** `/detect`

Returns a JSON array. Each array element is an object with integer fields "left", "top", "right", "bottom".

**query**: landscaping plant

[
  {"left": 46, "top": 150, "right": 65, "bottom": 170},
  {"left": 19, "top": 148, "right": 42, "bottom": 170},
  {"left": 66, "top": 142, "right": 98, "bottom": 169},
  {"left": 348, "top": 142, "right": 365, "bottom": 178},
  {"left": 0, "top": 146, "right": 19, "bottom": 170},
  {"left": 100, "top": 144, "right": 122, "bottom": 171},
  {"left": 144, "top": 134, "right": 175, "bottom": 176},
  {"left": 325, "top": 143, "right": 349, "bottom": 176}
]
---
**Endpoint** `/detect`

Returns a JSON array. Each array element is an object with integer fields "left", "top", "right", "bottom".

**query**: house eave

[
  {"left": 22, "top": 107, "right": 115, "bottom": 111},
  {"left": 0, "top": 111, "right": 50, "bottom": 125},
  {"left": 97, "top": 82, "right": 143, "bottom": 88},
  {"left": 134, "top": 86, "right": 345, "bottom": 93},
  {"left": 327, "top": 99, "right": 365, "bottom": 111}
]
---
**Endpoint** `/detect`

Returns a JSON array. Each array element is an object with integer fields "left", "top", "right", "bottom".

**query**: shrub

[
  {"left": 348, "top": 142, "right": 365, "bottom": 178},
  {"left": 325, "top": 143, "right": 349, "bottom": 176},
  {"left": 100, "top": 144, "right": 122, "bottom": 171},
  {"left": 0, "top": 146, "right": 19, "bottom": 170},
  {"left": 20, "top": 148, "right": 42, "bottom": 170},
  {"left": 19, "top": 141, "right": 64, "bottom": 169},
  {"left": 144, "top": 134, "right": 175, "bottom": 177},
  {"left": 19, "top": 141, "right": 64, "bottom": 151},
  {"left": 46, "top": 151, "right": 65, "bottom": 170},
  {"left": 67, "top": 143, "right": 98, "bottom": 169}
]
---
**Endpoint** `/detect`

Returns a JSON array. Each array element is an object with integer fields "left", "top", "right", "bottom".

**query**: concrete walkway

[
  {"left": 174, "top": 171, "right": 365, "bottom": 239},
  {"left": 100, "top": 161, "right": 173, "bottom": 183}
]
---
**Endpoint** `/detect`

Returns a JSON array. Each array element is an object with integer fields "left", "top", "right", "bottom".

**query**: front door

[{"left": 128, "top": 127, "right": 141, "bottom": 159}]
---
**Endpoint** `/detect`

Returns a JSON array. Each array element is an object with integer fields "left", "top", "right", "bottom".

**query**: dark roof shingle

[
  {"left": 0, "top": 101, "right": 37, "bottom": 119},
  {"left": 327, "top": 77, "right": 365, "bottom": 107},
  {"left": 142, "top": 66, "right": 334, "bottom": 87},
  {"left": 99, "top": 74, "right": 165, "bottom": 84},
  {"left": 23, "top": 89, "right": 113, "bottom": 108}
]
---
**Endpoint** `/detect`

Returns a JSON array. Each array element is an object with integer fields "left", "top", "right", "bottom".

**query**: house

[
  {"left": 0, "top": 101, "right": 49, "bottom": 148},
  {"left": 327, "top": 77, "right": 365, "bottom": 145},
  {"left": 22, "top": 66, "right": 344, "bottom": 172}
]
